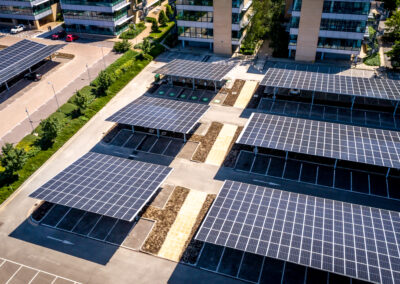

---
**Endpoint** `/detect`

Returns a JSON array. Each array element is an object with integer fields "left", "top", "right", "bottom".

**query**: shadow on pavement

[{"left": 9, "top": 218, "right": 119, "bottom": 265}]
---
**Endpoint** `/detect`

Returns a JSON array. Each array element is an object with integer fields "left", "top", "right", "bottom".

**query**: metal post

[
  {"left": 273, "top": 88, "right": 277, "bottom": 100},
  {"left": 28, "top": 67, "right": 32, "bottom": 72},
  {"left": 156, "top": 129, "right": 160, "bottom": 138},
  {"left": 86, "top": 64, "right": 91, "bottom": 82},
  {"left": 25, "top": 107, "right": 34, "bottom": 132},
  {"left": 131, "top": 125, "right": 135, "bottom": 133},
  {"left": 393, "top": 101, "right": 399, "bottom": 116},
  {"left": 183, "top": 133, "right": 187, "bottom": 142},
  {"left": 48, "top": 82, "right": 60, "bottom": 110},
  {"left": 311, "top": 91, "right": 315, "bottom": 105},
  {"left": 5, "top": 82, "right": 9, "bottom": 90},
  {"left": 351, "top": 97, "right": 355, "bottom": 110},
  {"left": 192, "top": 78, "right": 195, "bottom": 90},
  {"left": 254, "top": 146, "right": 258, "bottom": 154},
  {"left": 334, "top": 160, "right": 337, "bottom": 170},
  {"left": 214, "top": 81, "right": 217, "bottom": 92},
  {"left": 386, "top": 168, "right": 390, "bottom": 179},
  {"left": 285, "top": 151, "right": 288, "bottom": 161}
]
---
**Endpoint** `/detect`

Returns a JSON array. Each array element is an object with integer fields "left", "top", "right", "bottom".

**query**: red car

[
  {"left": 66, "top": 34, "right": 79, "bottom": 42},
  {"left": 51, "top": 30, "right": 67, "bottom": 40}
]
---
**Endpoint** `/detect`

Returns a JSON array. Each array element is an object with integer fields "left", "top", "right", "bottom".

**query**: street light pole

[
  {"left": 86, "top": 63, "right": 91, "bottom": 82},
  {"left": 25, "top": 107, "right": 34, "bottom": 132},
  {"left": 48, "top": 81, "right": 60, "bottom": 110}
]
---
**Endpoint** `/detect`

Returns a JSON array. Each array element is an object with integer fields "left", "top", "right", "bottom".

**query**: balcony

[
  {"left": 64, "top": 12, "right": 132, "bottom": 27},
  {"left": 0, "top": 0, "right": 50, "bottom": 7},
  {"left": 0, "top": 6, "right": 51, "bottom": 20},
  {"left": 60, "top": 0, "right": 129, "bottom": 13}
]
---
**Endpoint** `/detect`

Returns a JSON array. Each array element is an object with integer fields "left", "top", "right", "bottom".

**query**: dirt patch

[
  {"left": 220, "top": 126, "right": 243, "bottom": 167},
  {"left": 141, "top": 186, "right": 190, "bottom": 255},
  {"left": 190, "top": 122, "right": 223, "bottom": 163},
  {"left": 55, "top": 52, "right": 75, "bottom": 60},
  {"left": 222, "top": 79, "right": 246, "bottom": 106},
  {"left": 180, "top": 194, "right": 216, "bottom": 264}
]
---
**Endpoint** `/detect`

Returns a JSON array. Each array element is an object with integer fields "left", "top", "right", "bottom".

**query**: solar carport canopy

[
  {"left": 237, "top": 113, "right": 400, "bottom": 169},
  {"left": 261, "top": 68, "right": 400, "bottom": 101},
  {"left": 106, "top": 96, "right": 209, "bottom": 134},
  {"left": 196, "top": 180, "right": 400, "bottom": 284},
  {"left": 30, "top": 152, "right": 172, "bottom": 221},
  {"left": 0, "top": 39, "right": 65, "bottom": 85},
  {"left": 154, "top": 59, "right": 235, "bottom": 82}
]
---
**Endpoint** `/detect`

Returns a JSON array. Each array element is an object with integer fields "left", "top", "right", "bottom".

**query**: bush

[
  {"left": 364, "top": 52, "right": 381, "bottom": 66},
  {"left": 151, "top": 21, "right": 159, "bottom": 33},
  {"left": 146, "top": 17, "right": 157, "bottom": 24},
  {"left": 0, "top": 143, "right": 27, "bottom": 179},
  {"left": 158, "top": 10, "right": 168, "bottom": 26},
  {"left": 113, "top": 39, "right": 132, "bottom": 53},
  {"left": 74, "top": 90, "right": 92, "bottom": 113},
  {"left": 119, "top": 22, "right": 146, "bottom": 40},
  {"left": 97, "top": 70, "right": 113, "bottom": 96},
  {"left": 40, "top": 117, "right": 61, "bottom": 147},
  {"left": 166, "top": 4, "right": 174, "bottom": 20},
  {"left": 59, "top": 103, "right": 78, "bottom": 116}
]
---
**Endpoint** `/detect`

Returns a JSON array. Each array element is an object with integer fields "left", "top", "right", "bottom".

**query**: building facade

[
  {"left": 176, "top": 0, "right": 252, "bottom": 55},
  {"left": 62, "top": 0, "right": 133, "bottom": 36},
  {"left": 288, "top": 0, "right": 370, "bottom": 61},
  {"left": 0, "top": 0, "right": 59, "bottom": 29}
]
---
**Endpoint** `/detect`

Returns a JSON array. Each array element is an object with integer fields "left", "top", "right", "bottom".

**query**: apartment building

[
  {"left": 288, "top": 0, "right": 371, "bottom": 61},
  {"left": 176, "top": 0, "right": 253, "bottom": 55},
  {"left": 62, "top": 0, "right": 133, "bottom": 36},
  {"left": 0, "top": 0, "right": 59, "bottom": 29}
]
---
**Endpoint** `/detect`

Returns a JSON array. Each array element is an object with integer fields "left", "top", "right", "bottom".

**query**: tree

[
  {"left": 387, "top": 41, "right": 400, "bottom": 68},
  {"left": 158, "top": 10, "right": 168, "bottom": 26},
  {"left": 165, "top": 4, "right": 174, "bottom": 20},
  {"left": 386, "top": 10, "right": 400, "bottom": 41},
  {"left": 142, "top": 38, "right": 152, "bottom": 54},
  {"left": 74, "top": 90, "right": 91, "bottom": 114},
  {"left": 383, "top": 0, "right": 399, "bottom": 14},
  {"left": 40, "top": 117, "right": 61, "bottom": 145},
  {"left": 97, "top": 70, "right": 113, "bottom": 96},
  {"left": 0, "top": 143, "right": 27, "bottom": 178},
  {"left": 113, "top": 39, "right": 131, "bottom": 53},
  {"left": 151, "top": 20, "right": 159, "bottom": 33}
]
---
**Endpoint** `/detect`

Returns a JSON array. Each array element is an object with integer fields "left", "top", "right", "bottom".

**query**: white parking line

[{"left": 0, "top": 257, "right": 81, "bottom": 284}]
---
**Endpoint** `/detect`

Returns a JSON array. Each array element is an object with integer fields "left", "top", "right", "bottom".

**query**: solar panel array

[
  {"left": 196, "top": 180, "right": 400, "bottom": 284},
  {"left": 154, "top": 59, "right": 235, "bottom": 82},
  {"left": 30, "top": 152, "right": 172, "bottom": 221},
  {"left": 0, "top": 39, "right": 65, "bottom": 85},
  {"left": 261, "top": 68, "right": 400, "bottom": 101},
  {"left": 106, "top": 96, "right": 209, "bottom": 134},
  {"left": 237, "top": 113, "right": 400, "bottom": 169}
]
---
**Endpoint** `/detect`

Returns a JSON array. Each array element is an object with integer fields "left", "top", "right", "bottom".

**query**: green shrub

[
  {"left": 151, "top": 21, "right": 159, "bottom": 33},
  {"left": 40, "top": 117, "right": 61, "bottom": 147},
  {"left": 59, "top": 103, "right": 78, "bottom": 116},
  {"left": 166, "top": 4, "right": 174, "bottom": 20},
  {"left": 97, "top": 70, "right": 113, "bottom": 96},
  {"left": 113, "top": 39, "right": 132, "bottom": 53},
  {"left": 119, "top": 22, "right": 146, "bottom": 40},
  {"left": 158, "top": 10, "right": 168, "bottom": 26},
  {"left": 0, "top": 143, "right": 27, "bottom": 179},
  {"left": 146, "top": 17, "right": 157, "bottom": 24}
]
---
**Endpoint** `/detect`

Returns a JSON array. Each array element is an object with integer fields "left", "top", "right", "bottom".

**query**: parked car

[
  {"left": 51, "top": 30, "right": 67, "bottom": 40},
  {"left": 65, "top": 34, "right": 79, "bottom": 42},
  {"left": 24, "top": 72, "right": 42, "bottom": 81},
  {"left": 10, "top": 24, "right": 25, "bottom": 34}
]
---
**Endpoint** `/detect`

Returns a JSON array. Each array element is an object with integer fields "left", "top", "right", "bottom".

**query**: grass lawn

[
  {"left": 364, "top": 52, "right": 380, "bottom": 66},
  {"left": 149, "top": 22, "right": 175, "bottom": 42},
  {"left": 0, "top": 50, "right": 153, "bottom": 204}
]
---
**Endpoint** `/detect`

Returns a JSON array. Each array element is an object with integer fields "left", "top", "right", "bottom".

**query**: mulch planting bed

[
  {"left": 191, "top": 122, "right": 223, "bottom": 163},
  {"left": 141, "top": 186, "right": 190, "bottom": 255},
  {"left": 222, "top": 79, "right": 246, "bottom": 107},
  {"left": 180, "top": 194, "right": 216, "bottom": 264}
]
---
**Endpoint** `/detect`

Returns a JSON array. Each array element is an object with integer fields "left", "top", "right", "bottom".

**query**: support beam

[
  {"left": 156, "top": 129, "right": 160, "bottom": 138},
  {"left": 285, "top": 152, "right": 289, "bottom": 160},
  {"left": 183, "top": 133, "right": 187, "bottom": 142},
  {"left": 192, "top": 78, "right": 195, "bottom": 90},
  {"left": 386, "top": 168, "right": 390, "bottom": 179},
  {"left": 351, "top": 97, "right": 356, "bottom": 110},
  {"left": 273, "top": 88, "right": 277, "bottom": 100},
  {"left": 311, "top": 91, "right": 315, "bottom": 105},
  {"left": 394, "top": 101, "right": 399, "bottom": 116},
  {"left": 214, "top": 81, "right": 217, "bottom": 92},
  {"left": 5, "top": 82, "right": 9, "bottom": 90},
  {"left": 334, "top": 160, "right": 337, "bottom": 170},
  {"left": 254, "top": 146, "right": 258, "bottom": 154},
  {"left": 131, "top": 125, "right": 135, "bottom": 133}
]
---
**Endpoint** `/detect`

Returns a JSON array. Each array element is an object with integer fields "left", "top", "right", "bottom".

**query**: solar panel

[
  {"left": 237, "top": 113, "right": 400, "bottom": 169},
  {"left": 0, "top": 39, "right": 65, "bottom": 85},
  {"left": 106, "top": 96, "right": 209, "bottom": 134},
  {"left": 196, "top": 180, "right": 400, "bottom": 284},
  {"left": 261, "top": 68, "right": 400, "bottom": 101},
  {"left": 30, "top": 152, "right": 172, "bottom": 221},
  {"left": 154, "top": 59, "right": 235, "bottom": 82}
]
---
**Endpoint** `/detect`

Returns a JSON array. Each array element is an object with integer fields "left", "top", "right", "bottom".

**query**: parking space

[
  {"left": 150, "top": 85, "right": 216, "bottom": 104},
  {"left": 37, "top": 203, "right": 138, "bottom": 249},
  {"left": 234, "top": 150, "right": 399, "bottom": 200},
  {"left": 183, "top": 243, "right": 365, "bottom": 284},
  {"left": 254, "top": 97, "right": 400, "bottom": 131},
  {"left": 0, "top": 257, "right": 80, "bottom": 284},
  {"left": 109, "top": 129, "right": 185, "bottom": 158}
]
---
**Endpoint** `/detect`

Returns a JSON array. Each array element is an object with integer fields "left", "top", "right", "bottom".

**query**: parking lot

[
  {"left": 183, "top": 243, "right": 365, "bottom": 284},
  {"left": 0, "top": 257, "right": 80, "bottom": 284},
  {"left": 234, "top": 150, "right": 399, "bottom": 199}
]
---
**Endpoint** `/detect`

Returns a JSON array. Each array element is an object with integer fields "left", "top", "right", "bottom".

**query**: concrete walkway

[
  {"left": 158, "top": 189, "right": 208, "bottom": 262},
  {"left": 205, "top": 123, "right": 238, "bottom": 166},
  {"left": 233, "top": 80, "right": 258, "bottom": 109}
]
